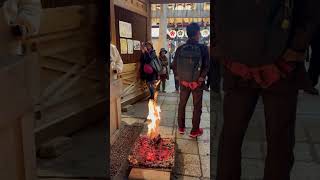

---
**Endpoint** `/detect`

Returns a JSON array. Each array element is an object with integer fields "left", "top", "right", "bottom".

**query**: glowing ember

[
  {"left": 128, "top": 135, "right": 175, "bottom": 169},
  {"left": 147, "top": 99, "right": 161, "bottom": 139},
  {"left": 128, "top": 92, "right": 175, "bottom": 169}
]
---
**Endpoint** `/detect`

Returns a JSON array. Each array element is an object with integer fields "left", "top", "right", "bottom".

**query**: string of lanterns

[{"left": 167, "top": 28, "right": 210, "bottom": 39}]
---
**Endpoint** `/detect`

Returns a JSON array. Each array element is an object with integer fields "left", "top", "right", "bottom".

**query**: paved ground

[
  {"left": 124, "top": 73, "right": 211, "bottom": 180},
  {"left": 211, "top": 83, "right": 320, "bottom": 179}
]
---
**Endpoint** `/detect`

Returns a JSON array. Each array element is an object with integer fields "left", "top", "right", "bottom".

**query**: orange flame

[{"left": 147, "top": 99, "right": 161, "bottom": 139}]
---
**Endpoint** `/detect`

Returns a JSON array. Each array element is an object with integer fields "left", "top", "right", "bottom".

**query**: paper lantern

[
  {"left": 169, "top": 30, "right": 177, "bottom": 38},
  {"left": 201, "top": 29, "right": 210, "bottom": 38},
  {"left": 177, "top": 30, "right": 185, "bottom": 38}
]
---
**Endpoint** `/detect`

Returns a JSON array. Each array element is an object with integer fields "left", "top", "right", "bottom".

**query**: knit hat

[
  {"left": 160, "top": 48, "right": 167, "bottom": 54},
  {"left": 145, "top": 41, "right": 153, "bottom": 48}
]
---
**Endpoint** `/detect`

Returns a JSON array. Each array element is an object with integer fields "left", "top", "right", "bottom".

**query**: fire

[{"left": 147, "top": 99, "right": 161, "bottom": 139}]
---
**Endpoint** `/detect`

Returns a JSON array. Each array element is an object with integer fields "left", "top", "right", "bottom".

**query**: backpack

[
  {"left": 176, "top": 44, "right": 203, "bottom": 82},
  {"left": 149, "top": 51, "right": 163, "bottom": 73}
]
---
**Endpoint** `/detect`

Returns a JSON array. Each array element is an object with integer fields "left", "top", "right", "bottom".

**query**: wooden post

[
  {"left": 0, "top": 58, "right": 37, "bottom": 180},
  {"left": 110, "top": 0, "right": 117, "bottom": 44}
]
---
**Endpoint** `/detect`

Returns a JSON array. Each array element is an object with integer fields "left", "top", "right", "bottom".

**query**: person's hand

[
  {"left": 198, "top": 77, "right": 205, "bottom": 86},
  {"left": 282, "top": 49, "right": 306, "bottom": 62},
  {"left": 198, "top": 77, "right": 205, "bottom": 82}
]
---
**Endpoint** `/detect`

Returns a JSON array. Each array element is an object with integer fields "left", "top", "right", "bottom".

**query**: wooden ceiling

[{"left": 149, "top": 0, "right": 210, "bottom": 4}]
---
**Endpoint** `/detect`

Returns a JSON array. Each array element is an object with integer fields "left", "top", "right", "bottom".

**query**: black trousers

[
  {"left": 308, "top": 40, "right": 320, "bottom": 87},
  {"left": 209, "top": 58, "right": 222, "bottom": 92},
  {"left": 178, "top": 85, "right": 203, "bottom": 131},
  {"left": 217, "top": 70, "right": 298, "bottom": 180},
  {"left": 174, "top": 75, "right": 180, "bottom": 91}
]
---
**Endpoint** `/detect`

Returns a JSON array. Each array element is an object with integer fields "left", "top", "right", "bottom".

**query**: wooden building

[{"left": 110, "top": 0, "right": 152, "bottom": 143}]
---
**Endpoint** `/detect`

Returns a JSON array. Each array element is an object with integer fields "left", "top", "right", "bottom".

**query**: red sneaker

[
  {"left": 178, "top": 128, "right": 186, "bottom": 134},
  {"left": 189, "top": 128, "right": 204, "bottom": 138}
]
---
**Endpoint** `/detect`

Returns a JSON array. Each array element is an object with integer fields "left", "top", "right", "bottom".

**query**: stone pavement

[
  {"left": 123, "top": 73, "right": 211, "bottom": 180},
  {"left": 211, "top": 88, "right": 320, "bottom": 180}
]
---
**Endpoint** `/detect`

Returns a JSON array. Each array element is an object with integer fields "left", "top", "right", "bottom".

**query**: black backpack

[{"left": 176, "top": 44, "right": 203, "bottom": 82}]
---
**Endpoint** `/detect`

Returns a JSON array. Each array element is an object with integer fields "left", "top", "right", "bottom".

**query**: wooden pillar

[
  {"left": 110, "top": 0, "right": 117, "bottom": 44},
  {"left": 0, "top": 59, "right": 37, "bottom": 180}
]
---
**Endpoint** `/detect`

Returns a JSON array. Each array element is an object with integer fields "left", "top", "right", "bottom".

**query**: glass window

[
  {"left": 151, "top": 4, "right": 156, "bottom": 11},
  {"left": 175, "top": 3, "right": 184, "bottom": 10},
  {"left": 204, "top": 3, "right": 210, "bottom": 11}
]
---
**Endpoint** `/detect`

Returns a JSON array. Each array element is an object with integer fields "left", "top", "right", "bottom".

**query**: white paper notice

[
  {"left": 127, "top": 39, "right": 133, "bottom": 54},
  {"left": 120, "top": 38, "right": 128, "bottom": 54},
  {"left": 119, "top": 21, "right": 132, "bottom": 38},
  {"left": 133, "top": 40, "right": 141, "bottom": 50}
]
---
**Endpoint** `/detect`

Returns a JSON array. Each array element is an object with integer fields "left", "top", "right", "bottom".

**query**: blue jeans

[{"left": 147, "top": 81, "right": 155, "bottom": 100}]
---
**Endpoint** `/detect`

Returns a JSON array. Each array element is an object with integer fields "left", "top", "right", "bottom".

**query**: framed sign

[
  {"left": 120, "top": 38, "right": 128, "bottom": 54},
  {"left": 127, "top": 39, "right": 133, "bottom": 54},
  {"left": 119, "top": 21, "right": 132, "bottom": 38},
  {"left": 133, "top": 40, "right": 141, "bottom": 50}
]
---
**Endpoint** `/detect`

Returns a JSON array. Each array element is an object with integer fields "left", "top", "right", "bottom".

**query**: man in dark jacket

[
  {"left": 214, "top": 0, "right": 320, "bottom": 179},
  {"left": 172, "top": 23, "right": 210, "bottom": 138}
]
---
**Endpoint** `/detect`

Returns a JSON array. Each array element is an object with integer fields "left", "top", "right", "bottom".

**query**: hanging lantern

[
  {"left": 201, "top": 29, "right": 210, "bottom": 38},
  {"left": 177, "top": 29, "right": 185, "bottom": 38},
  {"left": 175, "top": 3, "right": 184, "bottom": 10},
  {"left": 185, "top": 3, "right": 192, "bottom": 10},
  {"left": 169, "top": 30, "right": 177, "bottom": 38}
]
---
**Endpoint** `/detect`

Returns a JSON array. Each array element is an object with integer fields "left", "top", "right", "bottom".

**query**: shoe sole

[
  {"left": 178, "top": 131, "right": 185, "bottom": 134},
  {"left": 189, "top": 133, "right": 203, "bottom": 138}
]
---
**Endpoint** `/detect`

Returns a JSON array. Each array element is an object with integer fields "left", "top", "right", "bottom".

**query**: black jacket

[{"left": 139, "top": 50, "right": 158, "bottom": 82}]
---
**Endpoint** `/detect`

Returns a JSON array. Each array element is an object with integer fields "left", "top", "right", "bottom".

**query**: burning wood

[
  {"left": 128, "top": 135, "right": 175, "bottom": 169},
  {"left": 147, "top": 99, "right": 160, "bottom": 140},
  {"left": 128, "top": 99, "right": 175, "bottom": 169}
]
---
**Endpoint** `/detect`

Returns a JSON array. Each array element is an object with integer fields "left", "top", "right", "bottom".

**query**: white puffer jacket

[{"left": 1, "top": 0, "right": 41, "bottom": 55}]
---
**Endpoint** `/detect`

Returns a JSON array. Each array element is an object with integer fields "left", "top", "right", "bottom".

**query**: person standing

[
  {"left": 215, "top": 0, "right": 320, "bottom": 179},
  {"left": 159, "top": 48, "right": 169, "bottom": 93},
  {"left": 172, "top": 23, "right": 210, "bottom": 138},
  {"left": 137, "top": 41, "right": 160, "bottom": 100},
  {"left": 170, "top": 52, "right": 180, "bottom": 93},
  {"left": 1, "top": 0, "right": 42, "bottom": 118},
  {"left": 306, "top": 27, "right": 320, "bottom": 95},
  {"left": 110, "top": 43, "right": 123, "bottom": 79}
]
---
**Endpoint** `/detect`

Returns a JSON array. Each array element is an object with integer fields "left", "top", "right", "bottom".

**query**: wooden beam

[
  {"left": 41, "top": 62, "right": 99, "bottom": 81},
  {"left": 41, "top": 84, "right": 100, "bottom": 111},
  {"left": 114, "top": 0, "right": 148, "bottom": 17},
  {"left": 38, "top": 6, "right": 83, "bottom": 35},
  {"left": 40, "top": 64, "right": 81, "bottom": 102},
  {"left": 129, "top": 168, "right": 170, "bottom": 180},
  {"left": 150, "top": 0, "right": 210, "bottom": 3},
  {"left": 47, "top": 60, "right": 96, "bottom": 102},
  {"left": 34, "top": 98, "right": 106, "bottom": 146}
]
